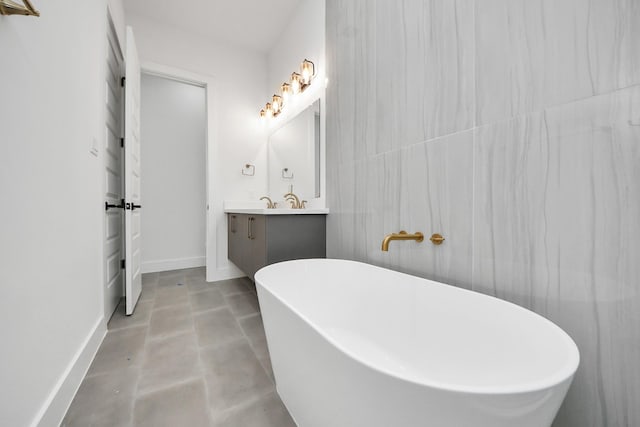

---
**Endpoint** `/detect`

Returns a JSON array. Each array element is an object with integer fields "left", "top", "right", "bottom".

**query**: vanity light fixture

[
  {"left": 281, "top": 82, "right": 292, "bottom": 102},
  {"left": 0, "top": 0, "right": 40, "bottom": 16},
  {"left": 272, "top": 94, "right": 283, "bottom": 116},
  {"left": 259, "top": 58, "right": 316, "bottom": 119},
  {"left": 300, "top": 59, "right": 315, "bottom": 88},
  {"left": 265, "top": 102, "right": 274, "bottom": 119},
  {"left": 290, "top": 72, "right": 302, "bottom": 94}
]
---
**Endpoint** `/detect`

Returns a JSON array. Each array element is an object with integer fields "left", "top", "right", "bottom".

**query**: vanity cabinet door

[
  {"left": 245, "top": 215, "right": 267, "bottom": 280},
  {"left": 227, "top": 214, "right": 247, "bottom": 271},
  {"left": 265, "top": 215, "right": 326, "bottom": 264}
]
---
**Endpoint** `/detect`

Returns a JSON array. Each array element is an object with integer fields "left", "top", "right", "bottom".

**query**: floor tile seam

[
  {"left": 233, "top": 311, "right": 260, "bottom": 322},
  {"left": 232, "top": 308, "right": 274, "bottom": 384},
  {"left": 188, "top": 291, "right": 228, "bottom": 308},
  {"left": 83, "top": 365, "right": 142, "bottom": 380},
  {"left": 210, "top": 389, "right": 277, "bottom": 420},
  {"left": 192, "top": 304, "right": 231, "bottom": 319},
  {"left": 151, "top": 299, "right": 191, "bottom": 310},
  {"left": 187, "top": 285, "right": 225, "bottom": 293},
  {"left": 134, "top": 372, "right": 207, "bottom": 399},
  {"left": 146, "top": 321, "right": 196, "bottom": 344},
  {"left": 107, "top": 321, "right": 151, "bottom": 333},
  {"left": 196, "top": 335, "right": 248, "bottom": 353},
  {"left": 187, "top": 286, "right": 222, "bottom": 295},
  {"left": 190, "top": 303, "right": 229, "bottom": 316},
  {"left": 153, "top": 288, "right": 190, "bottom": 296},
  {"left": 256, "top": 356, "right": 274, "bottom": 384},
  {"left": 137, "top": 298, "right": 200, "bottom": 399},
  {"left": 150, "top": 301, "right": 192, "bottom": 313},
  {"left": 196, "top": 328, "right": 216, "bottom": 426},
  {"left": 143, "top": 326, "right": 198, "bottom": 346},
  {"left": 220, "top": 289, "right": 252, "bottom": 298}
]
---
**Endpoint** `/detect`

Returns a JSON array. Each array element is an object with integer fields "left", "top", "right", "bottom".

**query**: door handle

[
  {"left": 247, "top": 217, "right": 254, "bottom": 240},
  {"left": 230, "top": 215, "right": 237, "bottom": 233},
  {"left": 105, "top": 199, "right": 125, "bottom": 211}
]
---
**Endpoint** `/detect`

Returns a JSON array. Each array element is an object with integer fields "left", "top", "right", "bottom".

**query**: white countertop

[{"left": 224, "top": 208, "right": 329, "bottom": 215}]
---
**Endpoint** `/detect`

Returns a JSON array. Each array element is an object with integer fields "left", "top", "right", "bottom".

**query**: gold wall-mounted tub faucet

[{"left": 381, "top": 231, "right": 424, "bottom": 251}]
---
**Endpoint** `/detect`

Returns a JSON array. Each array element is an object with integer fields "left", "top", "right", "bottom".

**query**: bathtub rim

[{"left": 255, "top": 258, "right": 580, "bottom": 396}]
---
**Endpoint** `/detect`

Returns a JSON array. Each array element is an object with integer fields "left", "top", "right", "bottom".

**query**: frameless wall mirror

[{"left": 268, "top": 99, "right": 321, "bottom": 199}]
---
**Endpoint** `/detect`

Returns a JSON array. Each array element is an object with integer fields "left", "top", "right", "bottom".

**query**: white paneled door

[
  {"left": 124, "top": 26, "right": 142, "bottom": 315},
  {"left": 104, "top": 18, "right": 125, "bottom": 319}
]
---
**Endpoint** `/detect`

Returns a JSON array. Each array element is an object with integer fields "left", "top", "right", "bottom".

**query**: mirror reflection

[{"left": 268, "top": 99, "right": 321, "bottom": 200}]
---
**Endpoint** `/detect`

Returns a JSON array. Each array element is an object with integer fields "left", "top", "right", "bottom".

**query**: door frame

[{"left": 139, "top": 62, "right": 241, "bottom": 282}]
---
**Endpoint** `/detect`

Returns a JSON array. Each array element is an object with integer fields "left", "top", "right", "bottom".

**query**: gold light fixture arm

[{"left": 0, "top": 0, "right": 40, "bottom": 16}]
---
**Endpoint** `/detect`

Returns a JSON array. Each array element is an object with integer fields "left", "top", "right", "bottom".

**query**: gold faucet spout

[
  {"left": 284, "top": 192, "right": 302, "bottom": 209},
  {"left": 260, "top": 196, "right": 276, "bottom": 209},
  {"left": 381, "top": 231, "right": 424, "bottom": 251}
]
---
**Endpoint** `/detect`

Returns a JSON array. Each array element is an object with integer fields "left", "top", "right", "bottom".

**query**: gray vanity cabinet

[{"left": 227, "top": 213, "right": 326, "bottom": 280}]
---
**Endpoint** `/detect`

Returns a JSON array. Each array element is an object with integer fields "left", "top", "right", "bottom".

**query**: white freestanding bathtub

[{"left": 255, "top": 259, "right": 579, "bottom": 427}]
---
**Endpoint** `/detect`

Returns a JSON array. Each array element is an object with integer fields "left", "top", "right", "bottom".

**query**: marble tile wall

[{"left": 326, "top": 1, "right": 640, "bottom": 426}]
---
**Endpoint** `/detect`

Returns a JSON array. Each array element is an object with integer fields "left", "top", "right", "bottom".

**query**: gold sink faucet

[
  {"left": 381, "top": 231, "right": 424, "bottom": 251},
  {"left": 260, "top": 196, "right": 277, "bottom": 209},
  {"left": 284, "top": 192, "right": 306, "bottom": 209}
]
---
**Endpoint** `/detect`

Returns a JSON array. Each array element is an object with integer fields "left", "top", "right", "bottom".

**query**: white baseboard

[
  {"left": 33, "top": 317, "right": 107, "bottom": 427},
  {"left": 142, "top": 256, "right": 206, "bottom": 273}
]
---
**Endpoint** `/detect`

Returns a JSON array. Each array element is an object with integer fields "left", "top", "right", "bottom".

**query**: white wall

[
  {"left": 0, "top": 1, "right": 124, "bottom": 425},
  {"left": 140, "top": 74, "right": 207, "bottom": 272},
  {"left": 267, "top": 0, "right": 326, "bottom": 97},
  {"left": 125, "top": 13, "right": 268, "bottom": 281}
]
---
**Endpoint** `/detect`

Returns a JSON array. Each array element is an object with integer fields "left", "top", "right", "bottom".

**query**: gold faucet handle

[
  {"left": 301, "top": 200, "right": 307, "bottom": 208},
  {"left": 285, "top": 198, "right": 296, "bottom": 209},
  {"left": 429, "top": 233, "right": 445, "bottom": 245}
]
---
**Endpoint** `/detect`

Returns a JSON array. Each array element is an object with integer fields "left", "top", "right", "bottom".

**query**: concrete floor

[{"left": 62, "top": 267, "right": 295, "bottom": 427}]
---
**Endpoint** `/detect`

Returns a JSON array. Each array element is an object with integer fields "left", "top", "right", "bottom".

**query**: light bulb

[
  {"left": 272, "top": 94, "right": 282, "bottom": 113},
  {"left": 291, "top": 72, "right": 301, "bottom": 94},
  {"left": 281, "top": 82, "right": 292, "bottom": 102}
]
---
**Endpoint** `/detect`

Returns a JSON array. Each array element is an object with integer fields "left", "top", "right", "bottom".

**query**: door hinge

[
  {"left": 120, "top": 138, "right": 124, "bottom": 148},
  {"left": 120, "top": 259, "right": 126, "bottom": 269},
  {"left": 120, "top": 76, "right": 126, "bottom": 87}
]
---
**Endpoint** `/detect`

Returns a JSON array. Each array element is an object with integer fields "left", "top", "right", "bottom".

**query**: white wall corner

[{"left": 33, "top": 317, "right": 107, "bottom": 427}]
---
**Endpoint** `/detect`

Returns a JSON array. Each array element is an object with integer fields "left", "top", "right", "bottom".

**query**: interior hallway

[{"left": 62, "top": 268, "right": 295, "bottom": 427}]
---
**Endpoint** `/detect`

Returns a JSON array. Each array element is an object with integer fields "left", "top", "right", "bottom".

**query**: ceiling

[{"left": 124, "top": 0, "right": 302, "bottom": 53}]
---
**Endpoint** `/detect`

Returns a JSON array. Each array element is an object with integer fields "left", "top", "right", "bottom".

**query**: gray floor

[{"left": 62, "top": 267, "right": 296, "bottom": 427}]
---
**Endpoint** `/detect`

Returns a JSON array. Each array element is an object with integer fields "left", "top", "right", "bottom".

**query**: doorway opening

[{"left": 139, "top": 72, "right": 208, "bottom": 276}]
